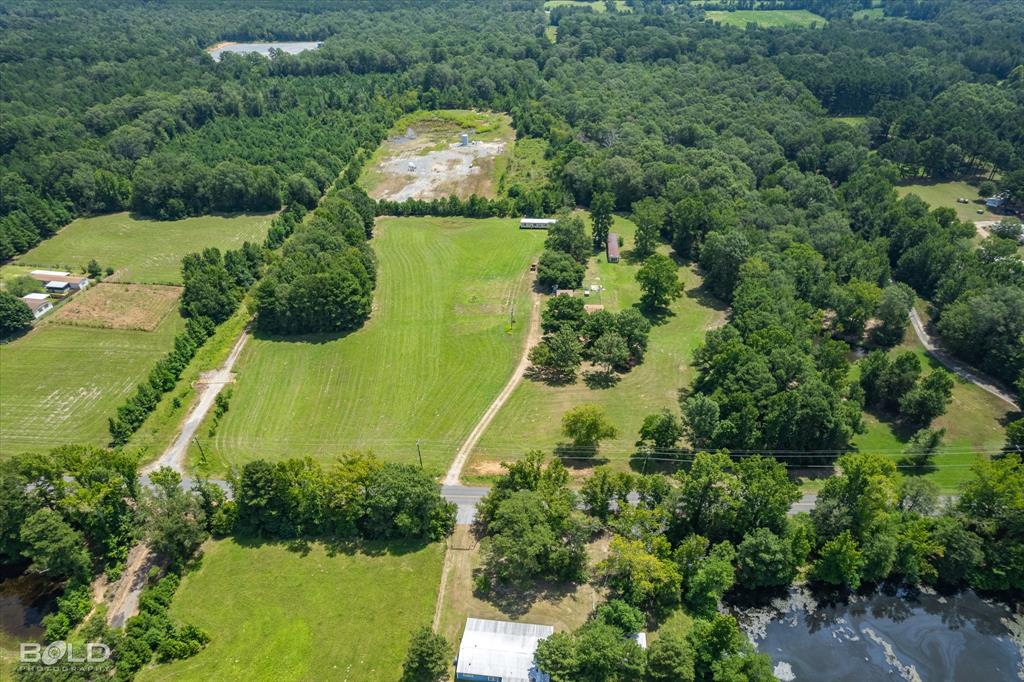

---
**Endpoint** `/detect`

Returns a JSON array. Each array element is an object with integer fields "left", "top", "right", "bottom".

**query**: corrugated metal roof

[{"left": 456, "top": 618, "right": 553, "bottom": 682}]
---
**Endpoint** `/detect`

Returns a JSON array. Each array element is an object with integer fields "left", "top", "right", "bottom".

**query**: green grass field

[
  {"left": 8, "top": 212, "right": 273, "bottom": 285},
  {"left": 137, "top": 538, "right": 444, "bottom": 682},
  {"left": 705, "top": 9, "right": 826, "bottom": 28},
  {"left": 834, "top": 116, "right": 868, "bottom": 127},
  {"left": 896, "top": 180, "right": 1002, "bottom": 224},
  {"left": 467, "top": 216, "right": 725, "bottom": 481},
  {"left": 851, "top": 319, "right": 1015, "bottom": 492},
  {"left": 196, "top": 217, "right": 544, "bottom": 476},
  {"left": 0, "top": 311, "right": 184, "bottom": 456},
  {"left": 499, "top": 137, "right": 552, "bottom": 197},
  {"left": 852, "top": 7, "right": 885, "bottom": 19}
]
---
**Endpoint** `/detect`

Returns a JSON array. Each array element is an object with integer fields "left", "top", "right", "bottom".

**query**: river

[{"left": 733, "top": 587, "right": 1023, "bottom": 681}]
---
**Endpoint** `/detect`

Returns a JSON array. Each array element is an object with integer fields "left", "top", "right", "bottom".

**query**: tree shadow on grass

[
  {"left": 472, "top": 571, "right": 584, "bottom": 619},
  {"left": 637, "top": 301, "right": 675, "bottom": 327},
  {"left": 230, "top": 533, "right": 432, "bottom": 559},
  {"left": 251, "top": 327, "right": 358, "bottom": 346},
  {"left": 524, "top": 365, "right": 577, "bottom": 387},
  {"left": 553, "top": 442, "right": 607, "bottom": 467},
  {"left": 684, "top": 282, "right": 728, "bottom": 313},
  {"left": 583, "top": 370, "right": 620, "bottom": 389}
]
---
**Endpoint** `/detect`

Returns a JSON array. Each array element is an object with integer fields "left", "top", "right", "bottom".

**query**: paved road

[{"left": 908, "top": 308, "right": 1019, "bottom": 410}]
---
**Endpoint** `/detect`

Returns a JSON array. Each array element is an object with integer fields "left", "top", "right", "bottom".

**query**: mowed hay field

[
  {"left": 201, "top": 217, "right": 544, "bottom": 474},
  {"left": 468, "top": 216, "right": 725, "bottom": 480},
  {"left": 705, "top": 9, "right": 827, "bottom": 28},
  {"left": 0, "top": 308, "right": 184, "bottom": 456},
  {"left": 137, "top": 539, "right": 444, "bottom": 682},
  {"left": 11, "top": 211, "right": 274, "bottom": 285}
]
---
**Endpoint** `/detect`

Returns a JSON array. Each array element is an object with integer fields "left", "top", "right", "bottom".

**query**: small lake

[
  {"left": 0, "top": 574, "right": 59, "bottom": 645},
  {"left": 208, "top": 41, "right": 321, "bottom": 62},
  {"left": 734, "top": 587, "right": 1024, "bottom": 682}
]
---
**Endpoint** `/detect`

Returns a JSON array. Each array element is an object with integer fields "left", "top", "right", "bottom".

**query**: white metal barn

[{"left": 455, "top": 618, "right": 554, "bottom": 682}]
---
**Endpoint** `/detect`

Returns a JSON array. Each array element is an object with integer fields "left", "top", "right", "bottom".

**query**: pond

[
  {"left": 734, "top": 587, "right": 1024, "bottom": 681},
  {"left": 208, "top": 41, "right": 321, "bottom": 62},
  {"left": 0, "top": 574, "right": 59, "bottom": 646}
]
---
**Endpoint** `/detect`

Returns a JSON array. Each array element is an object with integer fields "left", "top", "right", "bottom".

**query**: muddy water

[
  {"left": 209, "top": 41, "right": 321, "bottom": 62},
  {"left": 0, "top": 574, "right": 59, "bottom": 645},
  {"left": 734, "top": 588, "right": 1023, "bottom": 681}
]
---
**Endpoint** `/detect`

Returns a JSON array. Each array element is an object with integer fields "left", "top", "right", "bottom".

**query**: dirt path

[
  {"left": 909, "top": 308, "right": 1019, "bottom": 410},
  {"left": 141, "top": 328, "right": 250, "bottom": 476},
  {"left": 99, "top": 329, "right": 250, "bottom": 628},
  {"left": 443, "top": 278, "right": 542, "bottom": 485}
]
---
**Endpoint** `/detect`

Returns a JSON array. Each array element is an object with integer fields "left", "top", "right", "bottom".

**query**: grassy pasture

[
  {"left": 834, "top": 116, "right": 868, "bottom": 127},
  {"left": 851, "top": 317, "right": 1015, "bottom": 492},
  {"left": 137, "top": 539, "right": 444, "bottom": 682},
  {"left": 499, "top": 137, "right": 552, "bottom": 197},
  {"left": 8, "top": 212, "right": 273, "bottom": 285},
  {"left": 197, "top": 217, "right": 544, "bottom": 476},
  {"left": 896, "top": 179, "right": 1002, "bottom": 224},
  {"left": 467, "top": 216, "right": 725, "bottom": 481},
  {"left": 0, "top": 310, "right": 184, "bottom": 456},
  {"left": 705, "top": 9, "right": 827, "bottom": 28}
]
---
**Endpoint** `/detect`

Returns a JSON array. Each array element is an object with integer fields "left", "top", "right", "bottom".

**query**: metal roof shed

[{"left": 456, "top": 618, "right": 554, "bottom": 682}]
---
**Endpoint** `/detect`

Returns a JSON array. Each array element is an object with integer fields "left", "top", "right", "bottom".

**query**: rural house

[
  {"left": 607, "top": 233, "right": 620, "bottom": 263},
  {"left": 455, "top": 618, "right": 553, "bottom": 682},
  {"left": 20, "top": 293, "right": 53, "bottom": 319},
  {"left": 519, "top": 218, "right": 557, "bottom": 230},
  {"left": 29, "top": 269, "right": 90, "bottom": 291}
]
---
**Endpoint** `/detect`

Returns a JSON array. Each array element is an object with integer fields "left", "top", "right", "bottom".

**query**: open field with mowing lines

[
  {"left": 896, "top": 179, "right": 1002, "bottom": 224},
  {"left": 467, "top": 216, "right": 726, "bottom": 481},
  {"left": 51, "top": 282, "right": 180, "bottom": 331},
  {"left": 195, "top": 216, "right": 544, "bottom": 475},
  {"left": 705, "top": 9, "right": 827, "bottom": 28},
  {"left": 0, "top": 311, "right": 184, "bottom": 456},
  {"left": 6, "top": 211, "right": 273, "bottom": 285},
  {"left": 137, "top": 539, "right": 444, "bottom": 682}
]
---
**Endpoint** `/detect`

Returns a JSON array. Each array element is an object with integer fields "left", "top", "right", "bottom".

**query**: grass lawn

[
  {"left": 196, "top": 217, "right": 544, "bottom": 476},
  {"left": 466, "top": 216, "right": 725, "bottom": 482},
  {"left": 851, "top": 320, "right": 1015, "bottom": 492},
  {"left": 705, "top": 9, "right": 827, "bottom": 28},
  {"left": 8, "top": 212, "right": 273, "bottom": 285},
  {"left": 438, "top": 527, "right": 609, "bottom": 644},
  {"left": 0, "top": 309, "right": 184, "bottom": 456},
  {"left": 852, "top": 7, "right": 885, "bottom": 19},
  {"left": 834, "top": 116, "right": 867, "bottom": 127},
  {"left": 137, "top": 538, "right": 444, "bottom": 682},
  {"left": 896, "top": 179, "right": 1002, "bottom": 224}
]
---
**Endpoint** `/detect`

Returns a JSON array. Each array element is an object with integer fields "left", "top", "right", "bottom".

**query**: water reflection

[{"left": 731, "top": 587, "right": 1023, "bottom": 681}]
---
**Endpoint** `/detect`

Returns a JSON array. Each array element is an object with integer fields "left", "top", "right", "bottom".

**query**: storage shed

[
  {"left": 607, "top": 233, "right": 620, "bottom": 263},
  {"left": 21, "top": 293, "right": 52, "bottom": 319},
  {"left": 455, "top": 618, "right": 553, "bottom": 682}
]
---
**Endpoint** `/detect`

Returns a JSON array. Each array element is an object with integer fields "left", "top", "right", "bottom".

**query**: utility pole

[
  {"left": 416, "top": 439, "right": 423, "bottom": 469},
  {"left": 193, "top": 436, "right": 208, "bottom": 466}
]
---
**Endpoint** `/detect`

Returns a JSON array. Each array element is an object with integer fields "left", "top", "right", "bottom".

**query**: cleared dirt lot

[
  {"left": 52, "top": 282, "right": 181, "bottom": 331},
  {"left": 361, "top": 110, "right": 514, "bottom": 201}
]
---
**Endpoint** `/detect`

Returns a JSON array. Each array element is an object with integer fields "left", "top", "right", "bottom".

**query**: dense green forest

[{"left": 2, "top": 0, "right": 1021, "bottom": 405}]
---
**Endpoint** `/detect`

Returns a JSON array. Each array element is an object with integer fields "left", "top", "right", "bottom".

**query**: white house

[
  {"left": 520, "top": 218, "right": 557, "bottom": 230},
  {"left": 30, "top": 270, "right": 90, "bottom": 291},
  {"left": 21, "top": 293, "right": 53, "bottom": 319},
  {"left": 456, "top": 618, "right": 553, "bottom": 682}
]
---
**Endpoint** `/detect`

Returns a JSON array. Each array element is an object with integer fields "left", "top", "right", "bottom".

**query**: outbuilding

[
  {"left": 455, "top": 618, "right": 553, "bottom": 682},
  {"left": 30, "top": 270, "right": 90, "bottom": 291},
  {"left": 520, "top": 218, "right": 557, "bottom": 230},
  {"left": 21, "top": 293, "right": 53, "bottom": 319},
  {"left": 606, "top": 233, "right": 620, "bottom": 263},
  {"left": 44, "top": 281, "right": 71, "bottom": 296}
]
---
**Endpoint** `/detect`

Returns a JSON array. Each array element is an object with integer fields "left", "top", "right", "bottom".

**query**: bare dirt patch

[
  {"left": 362, "top": 112, "right": 514, "bottom": 202},
  {"left": 52, "top": 283, "right": 180, "bottom": 331}
]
